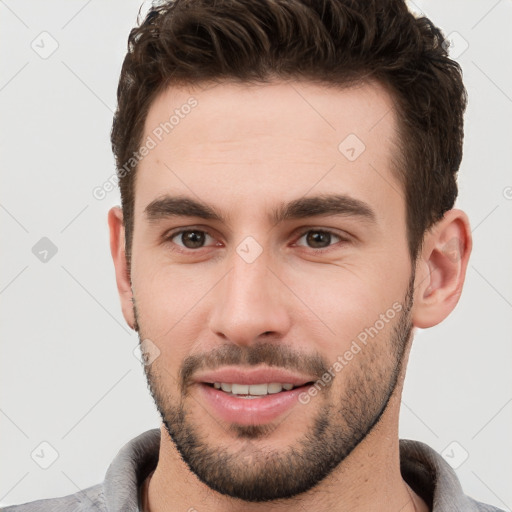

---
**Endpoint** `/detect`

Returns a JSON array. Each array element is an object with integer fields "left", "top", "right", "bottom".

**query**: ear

[
  {"left": 108, "top": 206, "right": 136, "bottom": 330},
  {"left": 412, "top": 209, "right": 472, "bottom": 328}
]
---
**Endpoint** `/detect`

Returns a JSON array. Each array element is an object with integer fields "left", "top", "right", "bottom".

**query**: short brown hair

[{"left": 111, "top": 0, "right": 467, "bottom": 267}]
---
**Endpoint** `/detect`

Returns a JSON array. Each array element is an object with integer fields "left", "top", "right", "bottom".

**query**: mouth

[{"left": 192, "top": 367, "right": 319, "bottom": 424}]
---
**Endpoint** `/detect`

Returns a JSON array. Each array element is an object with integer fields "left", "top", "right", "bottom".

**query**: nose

[{"left": 207, "top": 246, "right": 292, "bottom": 346}]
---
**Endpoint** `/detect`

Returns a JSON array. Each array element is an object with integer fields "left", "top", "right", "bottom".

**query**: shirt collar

[{"left": 103, "top": 428, "right": 160, "bottom": 512}]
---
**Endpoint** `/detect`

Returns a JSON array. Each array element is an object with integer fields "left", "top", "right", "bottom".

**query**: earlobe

[
  {"left": 108, "top": 206, "right": 136, "bottom": 330},
  {"left": 412, "top": 209, "right": 472, "bottom": 329}
]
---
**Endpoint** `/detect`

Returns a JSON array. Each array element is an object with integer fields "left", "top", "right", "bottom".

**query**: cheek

[
  {"left": 134, "top": 254, "right": 210, "bottom": 314},
  {"left": 132, "top": 262, "right": 210, "bottom": 358},
  {"left": 289, "top": 265, "right": 401, "bottom": 355}
]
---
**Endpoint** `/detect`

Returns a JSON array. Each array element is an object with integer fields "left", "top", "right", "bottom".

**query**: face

[{"left": 128, "top": 80, "right": 415, "bottom": 501}]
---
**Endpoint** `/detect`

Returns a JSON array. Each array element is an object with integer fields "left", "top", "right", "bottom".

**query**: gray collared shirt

[{"left": 1, "top": 428, "right": 504, "bottom": 511}]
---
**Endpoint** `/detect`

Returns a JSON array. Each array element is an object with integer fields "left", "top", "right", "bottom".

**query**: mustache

[{"left": 179, "top": 342, "right": 330, "bottom": 392}]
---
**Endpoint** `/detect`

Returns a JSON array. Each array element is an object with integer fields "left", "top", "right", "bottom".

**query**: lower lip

[{"left": 197, "top": 383, "right": 311, "bottom": 425}]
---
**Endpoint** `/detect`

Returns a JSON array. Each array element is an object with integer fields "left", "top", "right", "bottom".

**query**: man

[{"left": 2, "top": 0, "right": 504, "bottom": 511}]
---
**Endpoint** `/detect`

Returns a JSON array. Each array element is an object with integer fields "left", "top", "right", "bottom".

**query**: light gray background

[{"left": 1, "top": 0, "right": 511, "bottom": 509}]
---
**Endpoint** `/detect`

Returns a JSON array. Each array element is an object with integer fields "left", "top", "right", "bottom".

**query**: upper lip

[{"left": 194, "top": 367, "right": 316, "bottom": 386}]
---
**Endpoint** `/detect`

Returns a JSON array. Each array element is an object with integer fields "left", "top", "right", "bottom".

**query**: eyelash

[{"left": 163, "top": 227, "right": 350, "bottom": 254}]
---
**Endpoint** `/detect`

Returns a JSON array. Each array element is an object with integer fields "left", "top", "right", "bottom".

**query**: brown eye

[
  {"left": 295, "top": 229, "right": 345, "bottom": 250},
  {"left": 168, "top": 230, "right": 213, "bottom": 249},
  {"left": 305, "top": 231, "right": 333, "bottom": 249}
]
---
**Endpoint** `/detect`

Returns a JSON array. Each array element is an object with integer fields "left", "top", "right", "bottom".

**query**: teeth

[
  {"left": 245, "top": 383, "right": 267, "bottom": 395},
  {"left": 267, "top": 383, "right": 283, "bottom": 394},
  {"left": 231, "top": 384, "right": 249, "bottom": 395},
  {"left": 212, "top": 382, "right": 298, "bottom": 396}
]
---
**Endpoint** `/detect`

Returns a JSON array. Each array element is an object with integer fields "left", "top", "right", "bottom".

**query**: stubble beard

[{"left": 134, "top": 273, "right": 415, "bottom": 502}]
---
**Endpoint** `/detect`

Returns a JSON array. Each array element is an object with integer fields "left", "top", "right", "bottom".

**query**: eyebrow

[{"left": 143, "top": 193, "right": 377, "bottom": 226}]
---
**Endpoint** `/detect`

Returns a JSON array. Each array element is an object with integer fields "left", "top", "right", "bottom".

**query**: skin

[{"left": 108, "top": 79, "right": 472, "bottom": 512}]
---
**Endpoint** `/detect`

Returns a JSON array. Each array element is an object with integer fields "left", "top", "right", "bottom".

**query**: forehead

[
  {"left": 144, "top": 79, "right": 398, "bottom": 153},
  {"left": 134, "top": 79, "right": 403, "bottom": 229}
]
